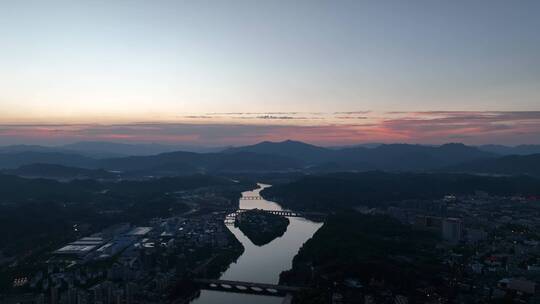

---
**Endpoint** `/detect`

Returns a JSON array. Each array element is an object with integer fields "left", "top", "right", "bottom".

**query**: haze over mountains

[
  {"left": 1, "top": 140, "right": 539, "bottom": 178},
  {"left": 0, "top": 142, "right": 223, "bottom": 159},
  {"left": 477, "top": 144, "right": 540, "bottom": 155}
]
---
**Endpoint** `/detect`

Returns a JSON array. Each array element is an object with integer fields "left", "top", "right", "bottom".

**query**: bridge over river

[
  {"left": 240, "top": 195, "right": 264, "bottom": 200},
  {"left": 228, "top": 208, "right": 326, "bottom": 218},
  {"left": 192, "top": 279, "right": 302, "bottom": 297},
  {"left": 224, "top": 208, "right": 326, "bottom": 225},
  {"left": 191, "top": 183, "right": 324, "bottom": 304}
]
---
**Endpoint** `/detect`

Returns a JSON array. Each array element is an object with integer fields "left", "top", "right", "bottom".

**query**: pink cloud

[{"left": 0, "top": 111, "right": 539, "bottom": 146}]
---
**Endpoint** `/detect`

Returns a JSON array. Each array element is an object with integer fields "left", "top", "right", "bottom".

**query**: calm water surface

[{"left": 190, "top": 183, "right": 322, "bottom": 304}]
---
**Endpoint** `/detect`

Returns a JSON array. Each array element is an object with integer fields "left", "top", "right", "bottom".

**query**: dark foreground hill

[
  {"left": 0, "top": 173, "right": 237, "bottom": 203},
  {"left": 0, "top": 173, "right": 251, "bottom": 264},
  {"left": 261, "top": 171, "right": 540, "bottom": 211},
  {"left": 447, "top": 153, "right": 540, "bottom": 177},
  {"left": 280, "top": 212, "right": 441, "bottom": 303}
]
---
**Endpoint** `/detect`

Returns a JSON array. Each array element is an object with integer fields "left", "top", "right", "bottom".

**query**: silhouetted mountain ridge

[
  {"left": 0, "top": 140, "right": 537, "bottom": 176},
  {"left": 224, "top": 141, "right": 495, "bottom": 170},
  {"left": 328, "top": 143, "right": 493, "bottom": 170},
  {"left": 478, "top": 144, "right": 540, "bottom": 155},
  {"left": 223, "top": 140, "right": 333, "bottom": 163}
]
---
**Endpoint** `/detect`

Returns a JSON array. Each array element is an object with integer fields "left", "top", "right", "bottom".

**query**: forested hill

[
  {"left": 0, "top": 174, "right": 237, "bottom": 203},
  {"left": 280, "top": 212, "right": 441, "bottom": 303},
  {"left": 446, "top": 153, "right": 540, "bottom": 177},
  {"left": 261, "top": 172, "right": 540, "bottom": 211}
]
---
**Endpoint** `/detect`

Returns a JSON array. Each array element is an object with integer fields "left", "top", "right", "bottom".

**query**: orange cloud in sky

[{"left": 0, "top": 111, "right": 539, "bottom": 146}]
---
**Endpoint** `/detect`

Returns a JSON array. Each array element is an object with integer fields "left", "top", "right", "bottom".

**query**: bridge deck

[
  {"left": 193, "top": 278, "right": 302, "bottom": 293},
  {"left": 235, "top": 209, "right": 326, "bottom": 218},
  {"left": 240, "top": 196, "right": 263, "bottom": 200}
]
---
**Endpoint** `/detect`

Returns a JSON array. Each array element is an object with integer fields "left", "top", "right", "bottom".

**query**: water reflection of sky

[{"left": 191, "top": 184, "right": 323, "bottom": 304}]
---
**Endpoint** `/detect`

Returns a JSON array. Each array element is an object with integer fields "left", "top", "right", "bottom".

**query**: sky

[{"left": 1, "top": 0, "right": 539, "bottom": 146}]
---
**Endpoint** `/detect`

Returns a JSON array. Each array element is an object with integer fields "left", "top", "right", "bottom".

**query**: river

[{"left": 190, "top": 183, "right": 323, "bottom": 304}]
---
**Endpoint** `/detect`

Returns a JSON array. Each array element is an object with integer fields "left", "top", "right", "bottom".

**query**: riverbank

[
  {"left": 190, "top": 183, "right": 323, "bottom": 304},
  {"left": 170, "top": 216, "right": 245, "bottom": 303}
]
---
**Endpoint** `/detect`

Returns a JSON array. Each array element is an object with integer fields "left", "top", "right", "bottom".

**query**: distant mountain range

[
  {"left": 223, "top": 140, "right": 333, "bottom": 164},
  {"left": 478, "top": 144, "right": 540, "bottom": 155},
  {"left": 0, "top": 140, "right": 539, "bottom": 177},
  {"left": 225, "top": 140, "right": 495, "bottom": 171}
]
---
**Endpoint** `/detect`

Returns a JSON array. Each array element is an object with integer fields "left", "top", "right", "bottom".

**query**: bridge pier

[
  {"left": 240, "top": 196, "right": 263, "bottom": 200},
  {"left": 193, "top": 279, "right": 302, "bottom": 297},
  {"left": 282, "top": 293, "right": 293, "bottom": 304}
]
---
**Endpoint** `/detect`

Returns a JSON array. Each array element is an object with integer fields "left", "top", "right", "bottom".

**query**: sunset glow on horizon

[
  {"left": 1, "top": 111, "right": 540, "bottom": 146},
  {"left": 1, "top": 1, "right": 539, "bottom": 146}
]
